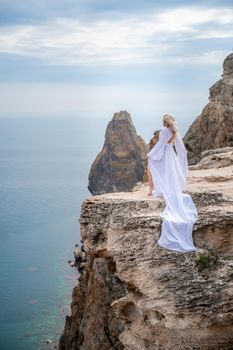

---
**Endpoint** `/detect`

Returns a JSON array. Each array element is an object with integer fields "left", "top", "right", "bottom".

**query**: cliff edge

[{"left": 59, "top": 148, "right": 233, "bottom": 350}]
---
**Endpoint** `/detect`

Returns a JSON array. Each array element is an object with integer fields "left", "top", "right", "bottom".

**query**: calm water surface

[{"left": 0, "top": 116, "right": 105, "bottom": 350}]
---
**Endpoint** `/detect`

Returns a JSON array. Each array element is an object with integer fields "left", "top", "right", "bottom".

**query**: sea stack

[
  {"left": 88, "top": 110, "right": 149, "bottom": 195},
  {"left": 184, "top": 52, "right": 233, "bottom": 164}
]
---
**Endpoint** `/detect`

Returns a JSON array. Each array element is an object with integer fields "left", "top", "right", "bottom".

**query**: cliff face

[
  {"left": 184, "top": 52, "right": 233, "bottom": 165},
  {"left": 88, "top": 111, "right": 149, "bottom": 195},
  {"left": 59, "top": 148, "right": 233, "bottom": 350}
]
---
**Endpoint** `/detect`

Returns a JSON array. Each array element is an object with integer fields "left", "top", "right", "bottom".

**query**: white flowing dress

[{"left": 147, "top": 127, "right": 197, "bottom": 252}]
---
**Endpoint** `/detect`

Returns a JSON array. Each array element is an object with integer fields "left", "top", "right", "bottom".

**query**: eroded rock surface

[
  {"left": 184, "top": 52, "right": 233, "bottom": 164},
  {"left": 59, "top": 149, "right": 233, "bottom": 350},
  {"left": 189, "top": 147, "right": 233, "bottom": 170},
  {"left": 88, "top": 111, "right": 149, "bottom": 195}
]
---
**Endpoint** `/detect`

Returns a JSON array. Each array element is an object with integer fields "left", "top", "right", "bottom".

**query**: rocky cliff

[
  {"left": 88, "top": 111, "right": 149, "bottom": 195},
  {"left": 184, "top": 52, "right": 233, "bottom": 165},
  {"left": 59, "top": 147, "right": 233, "bottom": 350}
]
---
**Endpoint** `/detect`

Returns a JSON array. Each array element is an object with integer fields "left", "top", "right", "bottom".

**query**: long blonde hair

[{"left": 163, "top": 114, "right": 178, "bottom": 144}]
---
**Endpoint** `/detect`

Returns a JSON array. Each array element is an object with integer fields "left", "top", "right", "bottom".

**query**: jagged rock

[
  {"left": 59, "top": 162, "right": 233, "bottom": 350},
  {"left": 148, "top": 130, "right": 160, "bottom": 150},
  {"left": 184, "top": 52, "right": 233, "bottom": 164},
  {"left": 88, "top": 111, "right": 149, "bottom": 195},
  {"left": 189, "top": 147, "right": 233, "bottom": 170},
  {"left": 142, "top": 129, "right": 161, "bottom": 183}
]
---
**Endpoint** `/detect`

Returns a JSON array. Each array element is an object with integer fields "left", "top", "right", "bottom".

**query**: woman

[{"left": 147, "top": 114, "right": 197, "bottom": 253}]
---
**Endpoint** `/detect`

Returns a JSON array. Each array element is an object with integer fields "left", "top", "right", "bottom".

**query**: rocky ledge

[{"left": 59, "top": 148, "right": 233, "bottom": 350}]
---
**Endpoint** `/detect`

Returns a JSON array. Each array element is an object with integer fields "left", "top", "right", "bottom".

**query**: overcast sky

[{"left": 0, "top": 0, "right": 232, "bottom": 131}]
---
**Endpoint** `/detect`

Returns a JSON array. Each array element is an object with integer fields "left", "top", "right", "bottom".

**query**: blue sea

[{"left": 0, "top": 115, "right": 107, "bottom": 350}]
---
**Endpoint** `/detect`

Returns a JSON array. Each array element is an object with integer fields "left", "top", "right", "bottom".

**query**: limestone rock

[
  {"left": 189, "top": 147, "right": 233, "bottom": 170},
  {"left": 88, "top": 111, "right": 149, "bottom": 195},
  {"left": 59, "top": 161, "right": 233, "bottom": 350},
  {"left": 148, "top": 130, "right": 161, "bottom": 150},
  {"left": 184, "top": 52, "right": 233, "bottom": 164},
  {"left": 143, "top": 129, "right": 161, "bottom": 183}
]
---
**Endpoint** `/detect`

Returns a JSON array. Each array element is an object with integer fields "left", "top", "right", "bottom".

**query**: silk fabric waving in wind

[{"left": 147, "top": 127, "right": 197, "bottom": 252}]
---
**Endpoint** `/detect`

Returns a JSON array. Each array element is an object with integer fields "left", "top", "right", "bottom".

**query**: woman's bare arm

[{"left": 168, "top": 131, "right": 176, "bottom": 144}]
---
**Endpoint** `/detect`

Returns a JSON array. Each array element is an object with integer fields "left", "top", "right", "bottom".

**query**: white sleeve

[
  {"left": 174, "top": 132, "right": 188, "bottom": 179},
  {"left": 147, "top": 129, "right": 171, "bottom": 161}
]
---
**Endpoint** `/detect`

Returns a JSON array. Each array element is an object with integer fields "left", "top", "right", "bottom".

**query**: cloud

[
  {"left": 169, "top": 50, "right": 229, "bottom": 65},
  {"left": 0, "top": 0, "right": 197, "bottom": 24},
  {"left": 0, "top": 6, "right": 232, "bottom": 66}
]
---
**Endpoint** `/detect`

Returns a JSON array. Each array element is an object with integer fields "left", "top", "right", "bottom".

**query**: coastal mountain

[
  {"left": 59, "top": 147, "right": 233, "bottom": 349},
  {"left": 184, "top": 52, "right": 233, "bottom": 164},
  {"left": 88, "top": 111, "right": 149, "bottom": 195}
]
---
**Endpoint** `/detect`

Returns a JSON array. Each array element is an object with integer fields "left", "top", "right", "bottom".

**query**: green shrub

[{"left": 195, "top": 249, "right": 219, "bottom": 272}]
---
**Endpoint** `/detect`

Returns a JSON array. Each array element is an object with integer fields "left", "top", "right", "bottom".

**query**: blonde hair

[{"left": 163, "top": 113, "right": 178, "bottom": 144}]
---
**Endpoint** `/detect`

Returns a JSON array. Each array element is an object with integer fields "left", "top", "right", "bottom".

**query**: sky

[{"left": 0, "top": 0, "right": 232, "bottom": 132}]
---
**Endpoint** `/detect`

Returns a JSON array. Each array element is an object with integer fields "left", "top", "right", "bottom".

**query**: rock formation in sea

[
  {"left": 141, "top": 129, "right": 161, "bottom": 183},
  {"left": 59, "top": 147, "right": 233, "bottom": 350},
  {"left": 148, "top": 130, "right": 161, "bottom": 150},
  {"left": 88, "top": 111, "right": 149, "bottom": 195},
  {"left": 184, "top": 52, "right": 233, "bottom": 165}
]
